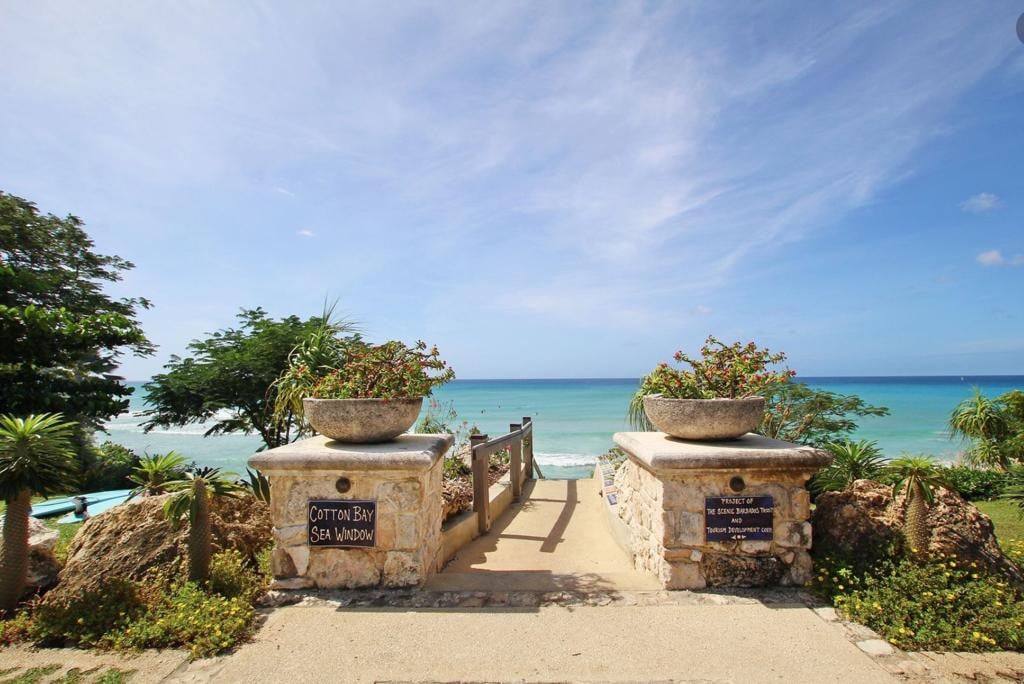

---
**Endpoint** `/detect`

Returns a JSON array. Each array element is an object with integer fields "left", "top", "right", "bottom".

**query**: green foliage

[
  {"left": 0, "top": 414, "right": 78, "bottom": 500},
  {"left": 306, "top": 340, "right": 454, "bottom": 400},
  {"left": 207, "top": 550, "right": 266, "bottom": 604},
  {"left": 127, "top": 452, "right": 187, "bottom": 496},
  {"left": 597, "top": 446, "right": 629, "bottom": 470},
  {"left": 418, "top": 399, "right": 479, "bottom": 447},
  {"left": 443, "top": 454, "right": 471, "bottom": 480},
  {"left": 270, "top": 305, "right": 357, "bottom": 431},
  {"left": 629, "top": 337, "right": 793, "bottom": 427},
  {"left": 950, "top": 388, "right": 1024, "bottom": 470},
  {"left": 0, "top": 663, "right": 60, "bottom": 683},
  {"left": 759, "top": 382, "right": 890, "bottom": 445},
  {"left": 0, "top": 610, "right": 32, "bottom": 646},
  {"left": 814, "top": 552, "right": 1024, "bottom": 651},
  {"left": 81, "top": 442, "right": 139, "bottom": 491},
  {"left": 241, "top": 468, "right": 270, "bottom": 503},
  {"left": 0, "top": 192, "right": 152, "bottom": 444},
  {"left": 810, "top": 440, "right": 887, "bottom": 494},
  {"left": 937, "top": 466, "right": 1009, "bottom": 501},
  {"left": 29, "top": 563, "right": 256, "bottom": 659},
  {"left": 144, "top": 308, "right": 348, "bottom": 450}
]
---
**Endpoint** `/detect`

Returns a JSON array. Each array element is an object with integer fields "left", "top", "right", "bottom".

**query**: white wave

[{"left": 534, "top": 452, "right": 598, "bottom": 466}]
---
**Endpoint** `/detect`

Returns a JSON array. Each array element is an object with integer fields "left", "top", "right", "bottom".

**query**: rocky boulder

[
  {"left": 44, "top": 493, "right": 271, "bottom": 604},
  {"left": 813, "top": 479, "right": 1023, "bottom": 582}
]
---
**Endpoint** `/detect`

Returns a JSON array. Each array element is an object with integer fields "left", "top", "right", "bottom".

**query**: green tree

[
  {"left": 888, "top": 455, "right": 946, "bottom": 559},
  {"left": 143, "top": 309, "right": 353, "bottom": 450},
  {"left": 949, "top": 388, "right": 1024, "bottom": 471},
  {"left": 759, "top": 382, "right": 890, "bottom": 446},
  {"left": 0, "top": 192, "right": 153, "bottom": 461},
  {"left": 811, "top": 439, "right": 888, "bottom": 494},
  {"left": 0, "top": 413, "right": 78, "bottom": 613},
  {"left": 163, "top": 468, "right": 241, "bottom": 582}
]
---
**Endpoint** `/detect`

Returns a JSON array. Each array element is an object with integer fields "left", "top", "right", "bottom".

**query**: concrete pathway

[
  {"left": 169, "top": 600, "right": 898, "bottom": 683},
  {"left": 426, "top": 478, "right": 662, "bottom": 592}
]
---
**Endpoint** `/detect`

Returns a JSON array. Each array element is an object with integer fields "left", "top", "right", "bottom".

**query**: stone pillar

[
  {"left": 250, "top": 433, "right": 452, "bottom": 590},
  {"left": 612, "top": 432, "right": 830, "bottom": 590}
]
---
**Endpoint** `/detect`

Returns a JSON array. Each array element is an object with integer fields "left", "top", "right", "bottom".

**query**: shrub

[
  {"left": 208, "top": 550, "right": 266, "bottom": 604},
  {"left": 102, "top": 582, "right": 254, "bottom": 658},
  {"left": 81, "top": 442, "right": 140, "bottom": 491},
  {"left": 937, "top": 466, "right": 1009, "bottom": 501},
  {"left": 810, "top": 440, "right": 887, "bottom": 494},
  {"left": 0, "top": 610, "right": 32, "bottom": 645},
  {"left": 813, "top": 552, "right": 1024, "bottom": 651},
  {"left": 30, "top": 579, "right": 145, "bottom": 647},
  {"left": 26, "top": 557, "right": 261, "bottom": 658}
]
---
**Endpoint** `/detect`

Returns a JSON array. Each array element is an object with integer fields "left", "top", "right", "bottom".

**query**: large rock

[
  {"left": 0, "top": 516, "right": 61, "bottom": 597},
  {"left": 43, "top": 493, "right": 271, "bottom": 604},
  {"left": 813, "top": 479, "right": 1023, "bottom": 582}
]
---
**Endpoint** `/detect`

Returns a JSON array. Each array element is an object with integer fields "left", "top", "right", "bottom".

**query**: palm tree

[
  {"left": 128, "top": 451, "right": 187, "bottom": 496},
  {"left": 0, "top": 414, "right": 78, "bottom": 614},
  {"left": 888, "top": 455, "right": 947, "bottom": 559},
  {"left": 163, "top": 467, "right": 241, "bottom": 582},
  {"left": 811, "top": 439, "right": 887, "bottom": 494},
  {"left": 949, "top": 388, "right": 1011, "bottom": 470}
]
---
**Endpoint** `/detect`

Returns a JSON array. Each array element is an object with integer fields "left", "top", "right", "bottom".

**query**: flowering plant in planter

[
  {"left": 629, "top": 336, "right": 795, "bottom": 438},
  {"left": 273, "top": 336, "right": 454, "bottom": 443},
  {"left": 306, "top": 340, "right": 454, "bottom": 399}
]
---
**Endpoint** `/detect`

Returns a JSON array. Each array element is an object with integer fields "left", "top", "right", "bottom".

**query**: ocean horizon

[{"left": 101, "top": 375, "right": 1024, "bottom": 479}]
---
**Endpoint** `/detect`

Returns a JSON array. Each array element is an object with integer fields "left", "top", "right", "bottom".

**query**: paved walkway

[{"left": 426, "top": 478, "right": 661, "bottom": 592}]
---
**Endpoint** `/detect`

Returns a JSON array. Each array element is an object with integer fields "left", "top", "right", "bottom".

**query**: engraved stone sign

[
  {"left": 308, "top": 499, "right": 377, "bottom": 547},
  {"left": 705, "top": 495, "right": 773, "bottom": 542}
]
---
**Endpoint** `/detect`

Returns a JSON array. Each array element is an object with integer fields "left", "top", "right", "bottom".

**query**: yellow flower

[
  {"left": 973, "top": 631, "right": 982, "bottom": 639},
  {"left": 946, "top": 594, "right": 955, "bottom": 601}
]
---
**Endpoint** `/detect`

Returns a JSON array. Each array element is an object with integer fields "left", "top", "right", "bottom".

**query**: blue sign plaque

[{"left": 705, "top": 495, "right": 774, "bottom": 542}]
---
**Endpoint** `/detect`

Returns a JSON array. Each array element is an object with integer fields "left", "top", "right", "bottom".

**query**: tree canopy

[
  {"left": 143, "top": 308, "right": 348, "bottom": 450},
  {"left": 759, "top": 382, "right": 890, "bottom": 446},
  {"left": 0, "top": 191, "right": 152, "bottom": 438}
]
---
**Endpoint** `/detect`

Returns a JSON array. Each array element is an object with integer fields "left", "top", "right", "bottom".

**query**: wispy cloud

[
  {"left": 961, "top": 192, "right": 1000, "bottom": 212},
  {"left": 273, "top": 186, "right": 295, "bottom": 197},
  {"left": 297, "top": 229, "right": 314, "bottom": 238},
  {"left": 977, "top": 249, "right": 1024, "bottom": 267}
]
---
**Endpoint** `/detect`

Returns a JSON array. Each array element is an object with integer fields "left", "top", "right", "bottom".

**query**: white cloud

[
  {"left": 977, "top": 250, "right": 1024, "bottom": 267},
  {"left": 272, "top": 186, "right": 294, "bottom": 197},
  {"left": 694, "top": 305, "right": 713, "bottom": 315},
  {"left": 961, "top": 192, "right": 1000, "bottom": 212},
  {"left": 297, "top": 229, "right": 314, "bottom": 238}
]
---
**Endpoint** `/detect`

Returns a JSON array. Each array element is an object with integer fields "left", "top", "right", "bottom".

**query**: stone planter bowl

[
  {"left": 643, "top": 395, "right": 766, "bottom": 441},
  {"left": 302, "top": 397, "right": 423, "bottom": 443}
]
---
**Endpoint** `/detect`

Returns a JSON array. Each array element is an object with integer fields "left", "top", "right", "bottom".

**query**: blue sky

[{"left": 2, "top": 2, "right": 1022, "bottom": 379}]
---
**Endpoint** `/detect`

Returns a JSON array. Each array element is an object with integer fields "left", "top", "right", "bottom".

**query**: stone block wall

[
  {"left": 614, "top": 459, "right": 816, "bottom": 589},
  {"left": 267, "top": 458, "right": 444, "bottom": 589}
]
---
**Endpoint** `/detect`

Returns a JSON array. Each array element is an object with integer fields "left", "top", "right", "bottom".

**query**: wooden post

[
  {"left": 509, "top": 423, "right": 522, "bottom": 500},
  {"left": 470, "top": 434, "right": 490, "bottom": 534},
  {"left": 522, "top": 416, "right": 534, "bottom": 480}
]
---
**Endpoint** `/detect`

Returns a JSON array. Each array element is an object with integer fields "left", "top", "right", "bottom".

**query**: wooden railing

[{"left": 468, "top": 416, "right": 534, "bottom": 534}]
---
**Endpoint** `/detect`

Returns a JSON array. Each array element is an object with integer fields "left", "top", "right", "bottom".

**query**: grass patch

[
  {"left": 0, "top": 664, "right": 61, "bottom": 684},
  {"left": 975, "top": 499, "right": 1024, "bottom": 549}
]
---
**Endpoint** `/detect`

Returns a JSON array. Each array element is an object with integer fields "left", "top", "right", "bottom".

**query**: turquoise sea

[{"left": 105, "top": 377, "right": 1024, "bottom": 479}]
